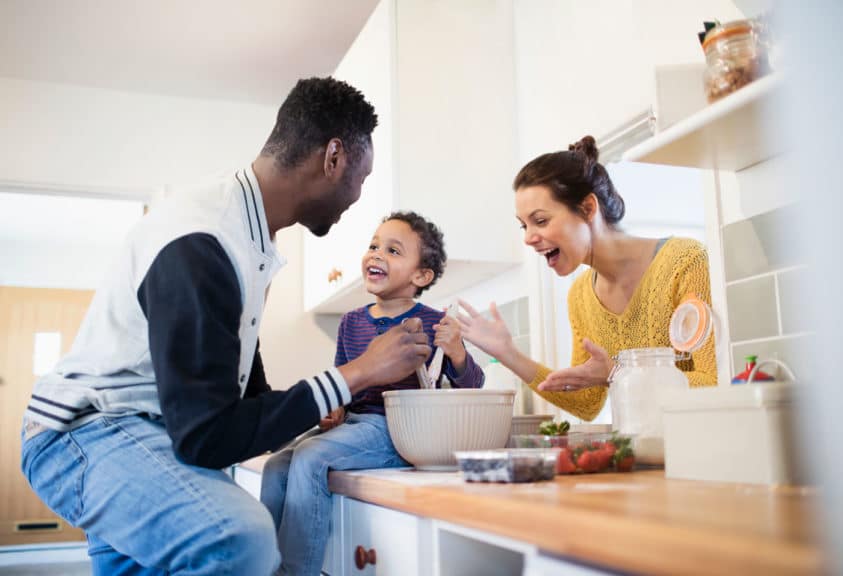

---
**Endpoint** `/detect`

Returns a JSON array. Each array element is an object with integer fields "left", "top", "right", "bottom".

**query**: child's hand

[
  {"left": 319, "top": 407, "right": 345, "bottom": 431},
  {"left": 433, "top": 315, "right": 467, "bottom": 374}
]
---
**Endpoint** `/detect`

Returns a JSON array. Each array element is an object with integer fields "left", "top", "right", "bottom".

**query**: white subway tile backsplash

[
  {"left": 726, "top": 276, "right": 779, "bottom": 341},
  {"left": 731, "top": 335, "right": 814, "bottom": 384},
  {"left": 777, "top": 268, "right": 809, "bottom": 334},
  {"left": 722, "top": 204, "right": 802, "bottom": 282}
]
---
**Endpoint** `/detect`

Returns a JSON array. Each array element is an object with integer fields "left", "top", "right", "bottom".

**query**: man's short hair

[{"left": 262, "top": 77, "right": 378, "bottom": 169}]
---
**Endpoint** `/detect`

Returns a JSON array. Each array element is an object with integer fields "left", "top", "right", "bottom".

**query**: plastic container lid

[
  {"left": 669, "top": 294, "right": 714, "bottom": 354},
  {"left": 662, "top": 382, "right": 794, "bottom": 412},
  {"left": 702, "top": 20, "right": 753, "bottom": 52}
]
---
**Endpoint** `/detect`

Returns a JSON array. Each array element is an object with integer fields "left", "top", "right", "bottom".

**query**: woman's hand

[
  {"left": 433, "top": 315, "right": 466, "bottom": 374},
  {"left": 319, "top": 407, "right": 345, "bottom": 431},
  {"left": 537, "top": 339, "right": 612, "bottom": 392},
  {"left": 456, "top": 299, "right": 515, "bottom": 362}
]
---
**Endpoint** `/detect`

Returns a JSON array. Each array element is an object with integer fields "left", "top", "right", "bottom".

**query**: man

[{"left": 20, "top": 77, "right": 430, "bottom": 575}]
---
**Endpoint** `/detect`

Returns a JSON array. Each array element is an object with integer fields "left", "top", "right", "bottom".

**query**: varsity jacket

[{"left": 24, "top": 166, "right": 351, "bottom": 468}]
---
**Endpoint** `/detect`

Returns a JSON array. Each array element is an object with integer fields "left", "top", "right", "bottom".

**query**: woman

[{"left": 458, "top": 136, "right": 717, "bottom": 421}]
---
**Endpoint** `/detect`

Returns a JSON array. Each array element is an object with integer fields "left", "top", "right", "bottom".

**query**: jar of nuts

[{"left": 702, "top": 20, "right": 770, "bottom": 103}]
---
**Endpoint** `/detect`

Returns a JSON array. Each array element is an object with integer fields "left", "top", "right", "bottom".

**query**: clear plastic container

[
  {"left": 509, "top": 434, "right": 569, "bottom": 449},
  {"left": 455, "top": 448, "right": 559, "bottom": 483},
  {"left": 609, "top": 348, "right": 688, "bottom": 465},
  {"left": 702, "top": 19, "right": 770, "bottom": 102},
  {"left": 556, "top": 433, "right": 636, "bottom": 475}
]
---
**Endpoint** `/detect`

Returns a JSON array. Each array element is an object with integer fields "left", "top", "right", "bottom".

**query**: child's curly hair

[{"left": 383, "top": 211, "right": 447, "bottom": 296}]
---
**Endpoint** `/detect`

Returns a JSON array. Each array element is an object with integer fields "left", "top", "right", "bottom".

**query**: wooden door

[{"left": 0, "top": 286, "right": 93, "bottom": 545}]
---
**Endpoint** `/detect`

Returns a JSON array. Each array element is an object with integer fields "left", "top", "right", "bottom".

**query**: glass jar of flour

[{"left": 609, "top": 347, "right": 688, "bottom": 466}]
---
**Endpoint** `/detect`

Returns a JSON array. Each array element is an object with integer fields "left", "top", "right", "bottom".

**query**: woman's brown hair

[{"left": 513, "top": 135, "right": 625, "bottom": 226}]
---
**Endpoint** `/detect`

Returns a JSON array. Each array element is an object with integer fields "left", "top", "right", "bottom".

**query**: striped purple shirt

[{"left": 337, "top": 303, "right": 485, "bottom": 415}]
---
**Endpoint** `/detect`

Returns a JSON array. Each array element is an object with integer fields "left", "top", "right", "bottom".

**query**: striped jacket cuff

[{"left": 306, "top": 367, "right": 351, "bottom": 418}]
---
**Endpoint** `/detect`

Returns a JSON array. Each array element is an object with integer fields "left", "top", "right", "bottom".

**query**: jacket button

[
  {"left": 240, "top": 374, "right": 246, "bottom": 383},
  {"left": 259, "top": 263, "right": 265, "bottom": 271},
  {"left": 251, "top": 318, "right": 257, "bottom": 326}
]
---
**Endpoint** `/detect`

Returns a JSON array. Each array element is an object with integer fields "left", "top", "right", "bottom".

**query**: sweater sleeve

[
  {"left": 444, "top": 350, "right": 485, "bottom": 388},
  {"left": 138, "top": 233, "right": 350, "bottom": 469},
  {"left": 524, "top": 364, "right": 608, "bottom": 421},
  {"left": 672, "top": 245, "right": 718, "bottom": 387}
]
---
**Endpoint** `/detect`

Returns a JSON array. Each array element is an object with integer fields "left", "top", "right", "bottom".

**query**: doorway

[{"left": 0, "top": 190, "right": 144, "bottom": 546}]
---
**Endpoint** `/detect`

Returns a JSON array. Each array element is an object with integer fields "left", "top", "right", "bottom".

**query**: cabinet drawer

[{"left": 345, "top": 498, "right": 422, "bottom": 576}]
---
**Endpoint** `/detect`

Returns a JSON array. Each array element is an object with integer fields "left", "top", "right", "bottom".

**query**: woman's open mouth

[{"left": 540, "top": 248, "right": 560, "bottom": 267}]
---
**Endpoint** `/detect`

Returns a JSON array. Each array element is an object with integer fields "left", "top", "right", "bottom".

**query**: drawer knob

[{"left": 354, "top": 545, "right": 377, "bottom": 569}]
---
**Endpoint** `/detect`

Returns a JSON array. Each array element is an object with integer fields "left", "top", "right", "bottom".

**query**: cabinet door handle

[
  {"left": 328, "top": 267, "right": 343, "bottom": 283},
  {"left": 354, "top": 545, "right": 377, "bottom": 569}
]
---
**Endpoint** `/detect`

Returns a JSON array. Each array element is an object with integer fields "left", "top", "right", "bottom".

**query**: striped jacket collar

[{"left": 234, "top": 165, "right": 274, "bottom": 256}]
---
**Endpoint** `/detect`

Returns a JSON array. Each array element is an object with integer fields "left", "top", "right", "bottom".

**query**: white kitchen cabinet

[
  {"left": 304, "top": 0, "right": 521, "bottom": 313},
  {"left": 323, "top": 496, "right": 615, "bottom": 576},
  {"left": 323, "top": 496, "right": 432, "bottom": 576}
]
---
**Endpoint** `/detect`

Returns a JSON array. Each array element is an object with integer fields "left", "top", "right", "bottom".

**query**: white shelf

[
  {"left": 623, "top": 74, "right": 785, "bottom": 171},
  {"left": 310, "top": 259, "right": 519, "bottom": 314}
]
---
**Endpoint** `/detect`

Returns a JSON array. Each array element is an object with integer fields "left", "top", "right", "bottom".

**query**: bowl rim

[{"left": 383, "top": 389, "right": 515, "bottom": 398}]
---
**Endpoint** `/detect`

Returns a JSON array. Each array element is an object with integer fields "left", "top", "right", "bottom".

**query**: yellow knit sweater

[{"left": 526, "top": 237, "right": 718, "bottom": 421}]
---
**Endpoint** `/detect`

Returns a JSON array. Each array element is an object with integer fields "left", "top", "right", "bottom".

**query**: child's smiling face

[{"left": 362, "top": 219, "right": 433, "bottom": 300}]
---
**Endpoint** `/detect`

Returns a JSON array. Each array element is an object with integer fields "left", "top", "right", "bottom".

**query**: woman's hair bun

[{"left": 568, "top": 135, "right": 599, "bottom": 178}]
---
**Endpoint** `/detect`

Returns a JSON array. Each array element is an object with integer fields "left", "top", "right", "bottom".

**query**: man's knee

[
  {"left": 227, "top": 510, "right": 279, "bottom": 573},
  {"left": 189, "top": 504, "right": 279, "bottom": 575}
]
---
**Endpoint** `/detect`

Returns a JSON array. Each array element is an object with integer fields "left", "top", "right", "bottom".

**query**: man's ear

[
  {"left": 323, "top": 138, "right": 347, "bottom": 181},
  {"left": 412, "top": 268, "right": 435, "bottom": 290}
]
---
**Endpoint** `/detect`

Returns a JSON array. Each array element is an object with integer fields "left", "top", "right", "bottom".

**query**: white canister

[{"left": 609, "top": 347, "right": 689, "bottom": 465}]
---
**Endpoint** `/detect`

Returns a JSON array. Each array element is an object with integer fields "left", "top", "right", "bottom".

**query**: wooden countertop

[{"left": 325, "top": 468, "right": 826, "bottom": 576}]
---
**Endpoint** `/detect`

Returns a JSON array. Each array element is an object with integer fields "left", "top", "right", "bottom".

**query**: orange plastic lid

[
  {"left": 702, "top": 21, "right": 753, "bottom": 51},
  {"left": 669, "top": 294, "right": 713, "bottom": 353}
]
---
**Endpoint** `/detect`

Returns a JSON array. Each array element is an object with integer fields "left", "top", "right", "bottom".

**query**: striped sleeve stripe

[
  {"left": 324, "top": 367, "right": 351, "bottom": 405},
  {"left": 314, "top": 374, "right": 338, "bottom": 412},
  {"left": 306, "top": 376, "right": 330, "bottom": 418},
  {"left": 306, "top": 369, "right": 352, "bottom": 418}
]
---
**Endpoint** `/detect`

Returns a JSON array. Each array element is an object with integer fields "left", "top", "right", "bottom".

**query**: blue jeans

[
  {"left": 20, "top": 415, "right": 279, "bottom": 576},
  {"left": 260, "top": 412, "right": 408, "bottom": 576}
]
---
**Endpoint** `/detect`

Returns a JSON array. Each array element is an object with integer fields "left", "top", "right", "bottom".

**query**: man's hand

[
  {"left": 433, "top": 315, "right": 466, "bottom": 374},
  {"left": 319, "top": 407, "right": 345, "bottom": 431},
  {"left": 537, "top": 339, "right": 612, "bottom": 392},
  {"left": 338, "top": 318, "right": 431, "bottom": 394}
]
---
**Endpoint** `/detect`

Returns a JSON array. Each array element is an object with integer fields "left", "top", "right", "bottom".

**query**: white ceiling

[{"left": 0, "top": 0, "right": 379, "bottom": 105}]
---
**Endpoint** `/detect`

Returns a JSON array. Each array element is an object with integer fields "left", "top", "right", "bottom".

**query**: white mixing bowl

[{"left": 384, "top": 389, "right": 515, "bottom": 470}]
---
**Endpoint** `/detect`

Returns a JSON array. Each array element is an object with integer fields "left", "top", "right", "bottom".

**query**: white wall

[
  {"left": 513, "top": 0, "right": 745, "bottom": 159},
  {"left": 0, "top": 77, "right": 275, "bottom": 190}
]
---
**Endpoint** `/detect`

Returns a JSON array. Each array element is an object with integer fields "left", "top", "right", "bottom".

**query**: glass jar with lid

[
  {"left": 702, "top": 19, "right": 770, "bottom": 102},
  {"left": 609, "top": 348, "right": 688, "bottom": 466}
]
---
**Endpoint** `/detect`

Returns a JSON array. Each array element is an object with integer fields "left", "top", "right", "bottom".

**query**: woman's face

[{"left": 515, "top": 185, "right": 591, "bottom": 276}]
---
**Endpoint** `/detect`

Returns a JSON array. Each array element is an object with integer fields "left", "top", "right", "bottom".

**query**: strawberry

[
  {"left": 616, "top": 456, "right": 635, "bottom": 472},
  {"left": 593, "top": 447, "right": 612, "bottom": 471},
  {"left": 613, "top": 446, "right": 635, "bottom": 472},
  {"left": 576, "top": 451, "right": 594, "bottom": 472},
  {"left": 556, "top": 449, "right": 576, "bottom": 474}
]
